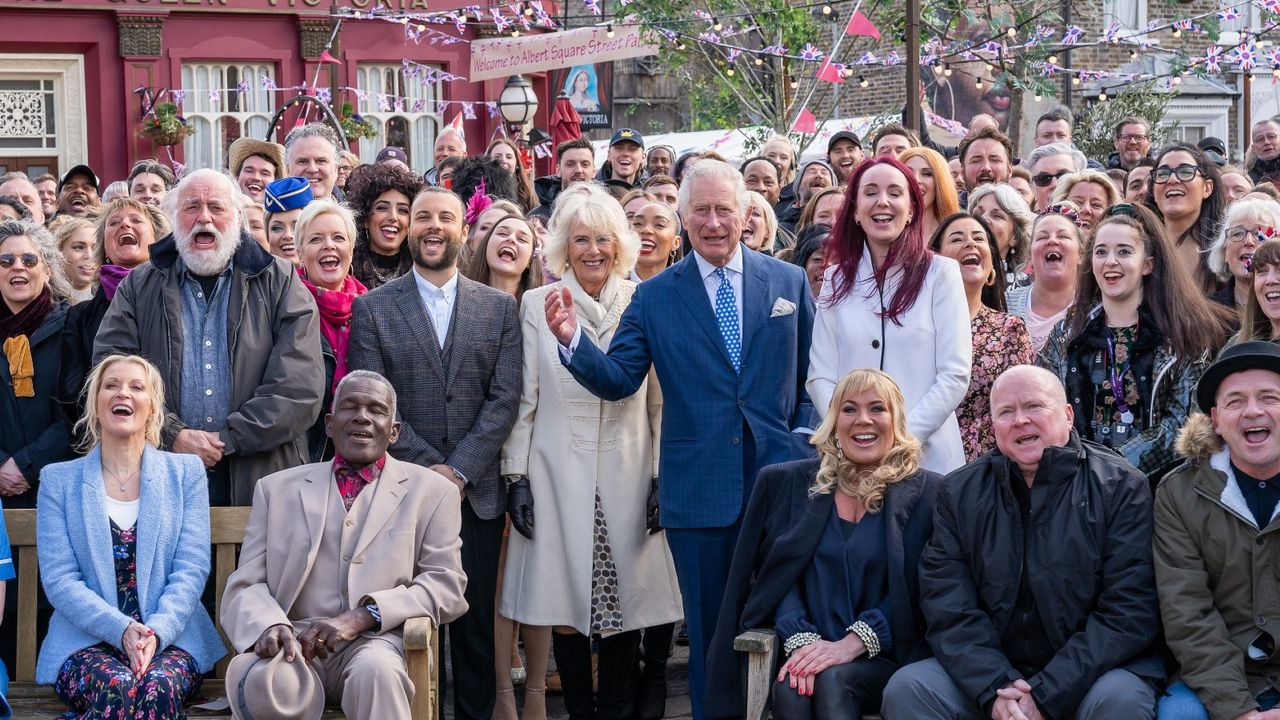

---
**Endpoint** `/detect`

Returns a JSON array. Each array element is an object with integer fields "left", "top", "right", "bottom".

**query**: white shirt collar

[
  {"left": 693, "top": 244, "right": 745, "bottom": 280},
  {"left": 413, "top": 267, "right": 459, "bottom": 300}
]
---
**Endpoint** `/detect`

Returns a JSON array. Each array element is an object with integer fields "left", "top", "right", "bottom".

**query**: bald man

[
  {"left": 883, "top": 366, "right": 1163, "bottom": 720},
  {"left": 0, "top": 174, "right": 44, "bottom": 224}
]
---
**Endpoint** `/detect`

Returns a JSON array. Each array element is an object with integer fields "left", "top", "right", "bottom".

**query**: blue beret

[{"left": 264, "top": 177, "right": 313, "bottom": 214}]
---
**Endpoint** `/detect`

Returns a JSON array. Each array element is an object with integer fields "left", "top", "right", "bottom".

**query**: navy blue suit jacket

[{"left": 564, "top": 248, "right": 815, "bottom": 528}]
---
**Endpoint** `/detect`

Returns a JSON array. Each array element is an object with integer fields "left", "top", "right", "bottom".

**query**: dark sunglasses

[
  {"left": 0, "top": 253, "right": 39, "bottom": 269},
  {"left": 1153, "top": 163, "right": 1201, "bottom": 184},
  {"left": 1031, "top": 170, "right": 1070, "bottom": 188}
]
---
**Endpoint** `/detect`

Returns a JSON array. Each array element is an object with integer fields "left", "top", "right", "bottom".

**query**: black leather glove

[
  {"left": 646, "top": 476, "right": 662, "bottom": 534},
  {"left": 507, "top": 476, "right": 535, "bottom": 539}
]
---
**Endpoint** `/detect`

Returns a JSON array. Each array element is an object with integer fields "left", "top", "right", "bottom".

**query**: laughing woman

[
  {"left": 807, "top": 157, "right": 972, "bottom": 475},
  {"left": 1234, "top": 239, "right": 1280, "bottom": 343},
  {"left": 38, "top": 355, "right": 224, "bottom": 718},
  {"left": 929, "top": 213, "right": 1033, "bottom": 460},
  {"left": 295, "top": 200, "right": 366, "bottom": 461},
  {"left": 263, "top": 177, "right": 313, "bottom": 266},
  {"left": 1039, "top": 202, "right": 1233, "bottom": 476},
  {"left": 346, "top": 162, "right": 424, "bottom": 290}
]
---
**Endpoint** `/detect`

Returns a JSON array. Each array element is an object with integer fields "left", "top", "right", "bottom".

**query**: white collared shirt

[
  {"left": 693, "top": 246, "right": 744, "bottom": 329},
  {"left": 413, "top": 268, "right": 459, "bottom": 349}
]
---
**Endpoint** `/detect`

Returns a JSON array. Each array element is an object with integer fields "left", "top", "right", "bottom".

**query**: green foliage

[{"left": 1074, "top": 82, "right": 1176, "bottom": 162}]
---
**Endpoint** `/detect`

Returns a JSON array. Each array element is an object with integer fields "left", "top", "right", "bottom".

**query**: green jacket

[{"left": 1154, "top": 413, "right": 1280, "bottom": 719}]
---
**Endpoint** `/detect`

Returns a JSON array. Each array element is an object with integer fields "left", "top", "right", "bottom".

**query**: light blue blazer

[{"left": 35, "top": 446, "right": 225, "bottom": 683}]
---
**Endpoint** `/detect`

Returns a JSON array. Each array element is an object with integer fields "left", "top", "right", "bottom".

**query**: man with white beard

[{"left": 94, "top": 168, "right": 324, "bottom": 506}]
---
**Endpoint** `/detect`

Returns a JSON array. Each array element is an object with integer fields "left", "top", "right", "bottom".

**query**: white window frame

[
  {"left": 179, "top": 62, "right": 277, "bottom": 172},
  {"left": 0, "top": 53, "right": 86, "bottom": 172},
  {"left": 355, "top": 64, "right": 441, "bottom": 171},
  {"left": 1164, "top": 97, "right": 1231, "bottom": 153},
  {"left": 1101, "top": 0, "right": 1146, "bottom": 33}
]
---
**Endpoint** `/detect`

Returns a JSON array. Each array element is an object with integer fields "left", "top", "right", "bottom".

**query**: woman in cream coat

[
  {"left": 500, "top": 183, "right": 682, "bottom": 720},
  {"left": 807, "top": 157, "right": 972, "bottom": 474}
]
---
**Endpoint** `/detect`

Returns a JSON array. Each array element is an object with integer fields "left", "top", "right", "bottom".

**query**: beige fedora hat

[
  {"left": 227, "top": 137, "right": 286, "bottom": 179},
  {"left": 226, "top": 651, "right": 325, "bottom": 720}
]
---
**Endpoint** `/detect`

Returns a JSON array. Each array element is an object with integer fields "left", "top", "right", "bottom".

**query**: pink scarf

[{"left": 297, "top": 267, "right": 367, "bottom": 391}]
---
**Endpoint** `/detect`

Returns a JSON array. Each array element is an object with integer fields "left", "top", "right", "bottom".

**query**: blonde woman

[
  {"left": 1051, "top": 170, "right": 1122, "bottom": 231},
  {"left": 500, "top": 182, "right": 681, "bottom": 720},
  {"left": 37, "top": 355, "right": 224, "bottom": 717},
  {"left": 708, "top": 369, "right": 939, "bottom": 719}
]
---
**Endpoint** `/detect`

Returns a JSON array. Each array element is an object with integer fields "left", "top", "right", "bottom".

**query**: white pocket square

[{"left": 770, "top": 298, "right": 796, "bottom": 318}]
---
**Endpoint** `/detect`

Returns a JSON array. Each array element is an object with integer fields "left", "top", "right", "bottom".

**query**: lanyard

[{"left": 1105, "top": 330, "right": 1136, "bottom": 425}]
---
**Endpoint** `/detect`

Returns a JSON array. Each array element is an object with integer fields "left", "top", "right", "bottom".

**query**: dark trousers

[
  {"left": 438, "top": 497, "right": 504, "bottom": 720},
  {"left": 666, "top": 524, "right": 740, "bottom": 720},
  {"left": 772, "top": 656, "right": 898, "bottom": 720}
]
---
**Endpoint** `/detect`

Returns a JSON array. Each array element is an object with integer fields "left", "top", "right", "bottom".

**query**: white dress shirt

[{"left": 413, "top": 268, "right": 459, "bottom": 349}]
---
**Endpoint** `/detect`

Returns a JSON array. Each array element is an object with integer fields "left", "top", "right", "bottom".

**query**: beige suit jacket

[{"left": 220, "top": 456, "right": 469, "bottom": 654}]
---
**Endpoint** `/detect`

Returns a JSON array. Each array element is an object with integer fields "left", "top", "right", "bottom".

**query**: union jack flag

[
  {"left": 531, "top": 1, "right": 552, "bottom": 27},
  {"left": 1233, "top": 42, "right": 1258, "bottom": 70},
  {"left": 316, "top": 88, "right": 331, "bottom": 104},
  {"left": 462, "top": 102, "right": 476, "bottom": 120},
  {"left": 857, "top": 51, "right": 878, "bottom": 65},
  {"left": 1218, "top": 6, "right": 1242, "bottom": 22},
  {"left": 762, "top": 44, "right": 787, "bottom": 56},
  {"left": 799, "top": 44, "right": 824, "bottom": 61},
  {"left": 1265, "top": 0, "right": 1280, "bottom": 15},
  {"left": 261, "top": 75, "right": 277, "bottom": 91},
  {"left": 454, "top": 13, "right": 467, "bottom": 32},
  {"left": 491, "top": 8, "right": 510, "bottom": 32},
  {"left": 1267, "top": 46, "right": 1280, "bottom": 66},
  {"left": 583, "top": 0, "right": 601, "bottom": 15},
  {"left": 1063, "top": 26, "right": 1084, "bottom": 45},
  {"left": 1101, "top": 22, "right": 1123, "bottom": 42},
  {"left": 886, "top": 50, "right": 901, "bottom": 65},
  {"left": 726, "top": 49, "right": 741, "bottom": 62},
  {"left": 1203, "top": 44, "right": 1222, "bottom": 72}
]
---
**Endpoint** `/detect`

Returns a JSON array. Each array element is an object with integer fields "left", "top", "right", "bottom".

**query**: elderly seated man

[
  {"left": 882, "top": 365, "right": 1164, "bottom": 720},
  {"left": 220, "top": 370, "right": 469, "bottom": 720},
  {"left": 1155, "top": 341, "right": 1280, "bottom": 720}
]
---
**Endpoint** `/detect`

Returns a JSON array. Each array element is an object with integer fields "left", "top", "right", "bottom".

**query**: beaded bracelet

[
  {"left": 783, "top": 632, "right": 822, "bottom": 655},
  {"left": 847, "top": 621, "right": 881, "bottom": 658}
]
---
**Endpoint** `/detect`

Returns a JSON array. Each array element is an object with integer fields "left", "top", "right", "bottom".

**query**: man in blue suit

[{"left": 544, "top": 159, "right": 815, "bottom": 720}]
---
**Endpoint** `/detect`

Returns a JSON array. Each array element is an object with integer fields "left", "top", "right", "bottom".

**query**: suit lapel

[
  {"left": 133, "top": 446, "right": 166, "bottom": 612},
  {"left": 79, "top": 448, "right": 118, "bottom": 608},
  {"left": 444, "top": 276, "right": 476, "bottom": 390},
  {"left": 353, "top": 460, "right": 408, "bottom": 559},
  {"left": 673, "top": 258, "right": 736, "bottom": 370},
  {"left": 394, "top": 275, "right": 445, "bottom": 382},
  {"left": 739, "top": 250, "right": 772, "bottom": 359},
  {"left": 280, "top": 467, "right": 333, "bottom": 614}
]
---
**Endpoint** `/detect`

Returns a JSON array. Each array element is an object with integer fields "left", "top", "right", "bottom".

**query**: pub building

[{"left": 0, "top": 0, "right": 555, "bottom": 181}]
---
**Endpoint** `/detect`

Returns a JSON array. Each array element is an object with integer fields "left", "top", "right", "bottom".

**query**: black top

[
  {"left": 1233, "top": 462, "right": 1280, "bottom": 529},
  {"left": 1003, "top": 468, "right": 1056, "bottom": 675}
]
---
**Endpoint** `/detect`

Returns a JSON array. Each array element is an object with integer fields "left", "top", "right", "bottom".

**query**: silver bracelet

[
  {"left": 783, "top": 632, "right": 822, "bottom": 655},
  {"left": 846, "top": 621, "right": 881, "bottom": 658}
]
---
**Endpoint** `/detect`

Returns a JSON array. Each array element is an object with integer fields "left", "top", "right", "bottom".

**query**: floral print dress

[
  {"left": 958, "top": 306, "right": 1034, "bottom": 461},
  {"left": 53, "top": 518, "right": 202, "bottom": 719}
]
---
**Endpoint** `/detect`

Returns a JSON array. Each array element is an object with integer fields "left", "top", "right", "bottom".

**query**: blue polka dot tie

[{"left": 714, "top": 267, "right": 741, "bottom": 374}]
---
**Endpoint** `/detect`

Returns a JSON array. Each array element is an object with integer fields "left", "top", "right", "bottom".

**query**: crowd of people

[{"left": 1, "top": 103, "right": 1280, "bottom": 720}]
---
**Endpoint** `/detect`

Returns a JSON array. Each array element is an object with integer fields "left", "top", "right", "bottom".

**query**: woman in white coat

[
  {"left": 807, "top": 156, "right": 972, "bottom": 474},
  {"left": 500, "top": 183, "right": 682, "bottom": 720}
]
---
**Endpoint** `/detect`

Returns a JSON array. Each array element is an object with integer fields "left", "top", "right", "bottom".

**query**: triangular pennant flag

[
  {"left": 448, "top": 112, "right": 465, "bottom": 133},
  {"left": 792, "top": 107, "right": 817, "bottom": 134},
  {"left": 319, "top": 49, "right": 342, "bottom": 64},
  {"left": 845, "top": 11, "right": 881, "bottom": 41},
  {"left": 815, "top": 59, "right": 844, "bottom": 83}
]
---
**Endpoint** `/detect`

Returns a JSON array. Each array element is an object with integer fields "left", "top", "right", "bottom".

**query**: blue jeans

[{"left": 1157, "top": 682, "right": 1208, "bottom": 720}]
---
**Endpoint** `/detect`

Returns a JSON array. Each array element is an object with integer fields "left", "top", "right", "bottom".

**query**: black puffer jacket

[{"left": 920, "top": 432, "right": 1164, "bottom": 720}]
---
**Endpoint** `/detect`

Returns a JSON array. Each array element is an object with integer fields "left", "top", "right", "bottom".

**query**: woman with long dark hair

[
  {"left": 807, "top": 157, "right": 972, "bottom": 474},
  {"left": 488, "top": 137, "right": 540, "bottom": 214},
  {"left": 1146, "top": 143, "right": 1226, "bottom": 293},
  {"left": 1040, "top": 202, "right": 1233, "bottom": 475},
  {"left": 929, "top": 213, "right": 1033, "bottom": 460},
  {"left": 344, "top": 162, "right": 423, "bottom": 290}
]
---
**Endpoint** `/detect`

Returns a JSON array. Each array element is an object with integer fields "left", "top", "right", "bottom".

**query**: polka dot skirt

[{"left": 589, "top": 492, "right": 624, "bottom": 635}]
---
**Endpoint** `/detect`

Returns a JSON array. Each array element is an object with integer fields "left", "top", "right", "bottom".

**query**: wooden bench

[
  {"left": 4, "top": 507, "right": 439, "bottom": 719},
  {"left": 735, "top": 628, "right": 882, "bottom": 720}
]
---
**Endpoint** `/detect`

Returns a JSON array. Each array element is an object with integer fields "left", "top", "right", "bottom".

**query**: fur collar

[{"left": 1175, "top": 412, "right": 1222, "bottom": 461}]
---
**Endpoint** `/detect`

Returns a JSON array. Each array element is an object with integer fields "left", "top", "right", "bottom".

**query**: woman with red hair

[{"left": 806, "top": 157, "right": 972, "bottom": 474}]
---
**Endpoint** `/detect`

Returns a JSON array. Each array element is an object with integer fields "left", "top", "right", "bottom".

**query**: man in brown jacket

[
  {"left": 221, "top": 370, "right": 468, "bottom": 719},
  {"left": 1156, "top": 341, "right": 1280, "bottom": 720}
]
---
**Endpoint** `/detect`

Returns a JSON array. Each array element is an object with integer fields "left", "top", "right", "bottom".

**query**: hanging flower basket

[{"left": 139, "top": 102, "right": 194, "bottom": 146}]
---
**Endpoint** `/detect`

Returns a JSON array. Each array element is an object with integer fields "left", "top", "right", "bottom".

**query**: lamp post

[{"left": 497, "top": 75, "right": 539, "bottom": 142}]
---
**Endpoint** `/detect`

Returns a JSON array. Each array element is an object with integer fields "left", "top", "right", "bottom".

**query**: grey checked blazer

[{"left": 347, "top": 271, "right": 522, "bottom": 520}]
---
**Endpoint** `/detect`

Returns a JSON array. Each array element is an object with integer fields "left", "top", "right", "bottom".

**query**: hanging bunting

[
  {"left": 844, "top": 10, "right": 881, "bottom": 41},
  {"left": 792, "top": 107, "right": 817, "bottom": 134}
]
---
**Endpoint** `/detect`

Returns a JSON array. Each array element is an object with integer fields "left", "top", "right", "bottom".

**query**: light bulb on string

[
  {"left": 512, "top": 29, "right": 520, "bottom": 36},
  {"left": 859, "top": 76, "right": 869, "bottom": 88},
  {"left": 1007, "top": 26, "right": 1016, "bottom": 38},
  {"left": 606, "top": 24, "right": 614, "bottom": 37},
  {"left": 755, "top": 56, "right": 763, "bottom": 65},
  {"left": 822, "top": 3, "right": 832, "bottom": 14},
  {"left": 1072, "top": 75, "right": 1080, "bottom": 86},
  {"left": 1099, "top": 91, "right": 1108, "bottom": 102},
  {"left": 1129, "top": 48, "right": 1138, "bottom": 59},
  {"left": 943, "top": 63, "right": 952, "bottom": 77},
  {"left": 1172, "top": 27, "right": 1181, "bottom": 38},
  {"left": 1034, "top": 93, "right": 1042, "bottom": 101},
  {"left": 975, "top": 76, "right": 984, "bottom": 88},
  {"left": 1047, "top": 54, "right": 1058, "bottom": 65},
  {"left": 712, "top": 16, "right": 722, "bottom": 31},
  {"left": 791, "top": 78, "right": 800, "bottom": 89}
]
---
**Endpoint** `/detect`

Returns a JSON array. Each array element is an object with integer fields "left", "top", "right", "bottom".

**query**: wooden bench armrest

[
  {"left": 404, "top": 616, "right": 438, "bottom": 720},
  {"left": 734, "top": 627, "right": 777, "bottom": 720},
  {"left": 733, "top": 628, "right": 775, "bottom": 653}
]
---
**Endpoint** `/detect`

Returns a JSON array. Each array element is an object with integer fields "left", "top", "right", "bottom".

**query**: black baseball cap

[
  {"left": 609, "top": 128, "right": 644, "bottom": 149},
  {"left": 58, "top": 164, "right": 99, "bottom": 194},
  {"left": 828, "top": 131, "right": 862, "bottom": 152}
]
